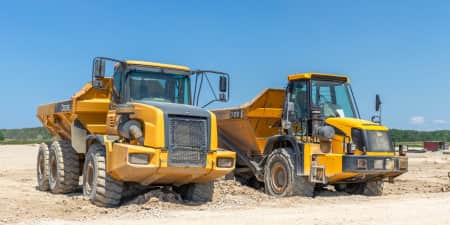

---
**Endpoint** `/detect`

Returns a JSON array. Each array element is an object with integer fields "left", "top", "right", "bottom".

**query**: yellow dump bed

[
  {"left": 36, "top": 79, "right": 112, "bottom": 140},
  {"left": 213, "top": 88, "right": 285, "bottom": 157}
]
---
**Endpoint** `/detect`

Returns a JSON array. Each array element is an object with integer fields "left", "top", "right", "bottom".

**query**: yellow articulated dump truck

[
  {"left": 213, "top": 73, "right": 407, "bottom": 197},
  {"left": 36, "top": 57, "right": 236, "bottom": 207}
]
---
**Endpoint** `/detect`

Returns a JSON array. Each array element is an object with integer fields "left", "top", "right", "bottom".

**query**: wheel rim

[
  {"left": 49, "top": 152, "right": 57, "bottom": 185},
  {"left": 85, "top": 159, "right": 95, "bottom": 195},
  {"left": 38, "top": 151, "right": 45, "bottom": 181},
  {"left": 271, "top": 162, "right": 288, "bottom": 194}
]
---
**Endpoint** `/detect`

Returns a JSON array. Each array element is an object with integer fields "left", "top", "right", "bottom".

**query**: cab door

[{"left": 106, "top": 68, "right": 124, "bottom": 135}]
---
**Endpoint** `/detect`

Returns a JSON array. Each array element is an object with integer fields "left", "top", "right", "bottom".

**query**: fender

[
  {"left": 71, "top": 120, "right": 87, "bottom": 154},
  {"left": 71, "top": 119, "right": 105, "bottom": 154},
  {"left": 86, "top": 134, "right": 105, "bottom": 149},
  {"left": 263, "top": 135, "right": 305, "bottom": 175}
]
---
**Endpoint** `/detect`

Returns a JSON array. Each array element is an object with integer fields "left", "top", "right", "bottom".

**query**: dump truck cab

[
  {"left": 213, "top": 72, "right": 407, "bottom": 197},
  {"left": 285, "top": 73, "right": 394, "bottom": 154},
  {"left": 96, "top": 59, "right": 235, "bottom": 184},
  {"left": 284, "top": 73, "right": 407, "bottom": 181},
  {"left": 36, "top": 57, "right": 235, "bottom": 207}
]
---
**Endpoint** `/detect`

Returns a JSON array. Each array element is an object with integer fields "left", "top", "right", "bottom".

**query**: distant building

[{"left": 423, "top": 141, "right": 448, "bottom": 151}]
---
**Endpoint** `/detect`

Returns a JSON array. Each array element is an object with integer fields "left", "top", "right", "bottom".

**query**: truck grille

[{"left": 168, "top": 116, "right": 208, "bottom": 167}]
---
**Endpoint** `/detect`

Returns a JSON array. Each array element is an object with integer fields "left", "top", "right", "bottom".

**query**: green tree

[{"left": 0, "top": 131, "right": 4, "bottom": 141}]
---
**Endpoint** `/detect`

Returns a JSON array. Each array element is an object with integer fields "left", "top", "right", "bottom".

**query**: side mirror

[
  {"left": 92, "top": 58, "right": 106, "bottom": 88},
  {"left": 371, "top": 94, "right": 382, "bottom": 124},
  {"left": 375, "top": 94, "right": 381, "bottom": 112},
  {"left": 93, "top": 59, "right": 105, "bottom": 78},
  {"left": 218, "top": 76, "right": 229, "bottom": 102},
  {"left": 219, "top": 76, "right": 227, "bottom": 92}
]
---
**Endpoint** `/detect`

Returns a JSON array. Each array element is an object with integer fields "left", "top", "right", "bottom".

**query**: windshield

[
  {"left": 311, "top": 80, "right": 358, "bottom": 118},
  {"left": 127, "top": 71, "right": 190, "bottom": 104}
]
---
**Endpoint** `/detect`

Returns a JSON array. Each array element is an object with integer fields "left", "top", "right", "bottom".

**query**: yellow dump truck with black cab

[
  {"left": 213, "top": 73, "right": 407, "bottom": 197},
  {"left": 36, "top": 57, "right": 236, "bottom": 207}
]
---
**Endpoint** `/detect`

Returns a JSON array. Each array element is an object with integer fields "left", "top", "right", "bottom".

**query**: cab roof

[
  {"left": 288, "top": 73, "right": 350, "bottom": 83},
  {"left": 125, "top": 60, "right": 191, "bottom": 72}
]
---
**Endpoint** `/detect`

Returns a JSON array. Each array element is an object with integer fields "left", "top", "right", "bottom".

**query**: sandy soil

[{"left": 0, "top": 145, "right": 450, "bottom": 225}]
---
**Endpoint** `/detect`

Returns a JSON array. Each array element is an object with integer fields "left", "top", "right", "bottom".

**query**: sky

[{"left": 0, "top": 0, "right": 449, "bottom": 130}]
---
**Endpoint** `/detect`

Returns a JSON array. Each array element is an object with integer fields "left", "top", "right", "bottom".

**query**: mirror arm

[
  {"left": 205, "top": 75, "right": 218, "bottom": 100},
  {"left": 201, "top": 100, "right": 217, "bottom": 108},
  {"left": 91, "top": 57, "right": 126, "bottom": 89},
  {"left": 191, "top": 70, "right": 230, "bottom": 107},
  {"left": 91, "top": 57, "right": 125, "bottom": 78}
]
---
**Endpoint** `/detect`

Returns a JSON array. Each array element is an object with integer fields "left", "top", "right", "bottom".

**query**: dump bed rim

[{"left": 212, "top": 88, "right": 284, "bottom": 112}]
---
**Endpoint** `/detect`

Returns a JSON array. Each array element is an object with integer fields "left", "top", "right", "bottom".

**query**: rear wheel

[
  {"left": 48, "top": 140, "right": 80, "bottom": 194},
  {"left": 36, "top": 143, "right": 50, "bottom": 191},
  {"left": 174, "top": 181, "right": 214, "bottom": 202},
  {"left": 82, "top": 144, "right": 123, "bottom": 207},
  {"left": 264, "top": 148, "right": 314, "bottom": 197}
]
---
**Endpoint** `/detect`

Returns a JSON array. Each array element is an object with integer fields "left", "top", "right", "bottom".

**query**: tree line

[
  {"left": 0, "top": 127, "right": 52, "bottom": 144},
  {"left": 0, "top": 127, "right": 449, "bottom": 144},
  {"left": 389, "top": 129, "right": 450, "bottom": 142}
]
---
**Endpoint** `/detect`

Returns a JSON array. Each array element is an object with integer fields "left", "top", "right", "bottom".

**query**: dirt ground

[{"left": 1, "top": 145, "right": 450, "bottom": 225}]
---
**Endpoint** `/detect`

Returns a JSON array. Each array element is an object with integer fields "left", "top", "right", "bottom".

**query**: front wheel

[
  {"left": 362, "top": 180, "right": 384, "bottom": 196},
  {"left": 345, "top": 180, "right": 384, "bottom": 196},
  {"left": 173, "top": 181, "right": 214, "bottom": 203},
  {"left": 82, "top": 144, "right": 124, "bottom": 207},
  {"left": 264, "top": 148, "right": 314, "bottom": 197}
]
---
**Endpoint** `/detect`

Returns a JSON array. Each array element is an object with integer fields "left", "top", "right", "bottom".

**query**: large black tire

[
  {"left": 363, "top": 180, "right": 384, "bottom": 196},
  {"left": 174, "top": 181, "right": 214, "bottom": 202},
  {"left": 82, "top": 144, "right": 123, "bottom": 207},
  {"left": 344, "top": 183, "right": 364, "bottom": 194},
  {"left": 293, "top": 175, "right": 315, "bottom": 197},
  {"left": 264, "top": 148, "right": 314, "bottom": 197},
  {"left": 345, "top": 180, "right": 384, "bottom": 196},
  {"left": 121, "top": 183, "right": 152, "bottom": 200},
  {"left": 36, "top": 143, "right": 50, "bottom": 191},
  {"left": 48, "top": 140, "right": 80, "bottom": 194}
]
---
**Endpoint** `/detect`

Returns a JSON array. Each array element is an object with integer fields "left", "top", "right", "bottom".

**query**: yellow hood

[{"left": 326, "top": 117, "right": 389, "bottom": 133}]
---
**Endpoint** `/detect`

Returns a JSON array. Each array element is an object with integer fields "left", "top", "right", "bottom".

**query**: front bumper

[
  {"left": 342, "top": 155, "right": 408, "bottom": 174},
  {"left": 314, "top": 154, "right": 408, "bottom": 183},
  {"left": 106, "top": 143, "right": 236, "bottom": 185}
]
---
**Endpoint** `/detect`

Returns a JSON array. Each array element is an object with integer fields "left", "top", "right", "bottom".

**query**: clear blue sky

[{"left": 0, "top": 0, "right": 449, "bottom": 130}]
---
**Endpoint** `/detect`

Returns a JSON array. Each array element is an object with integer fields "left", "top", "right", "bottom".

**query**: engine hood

[
  {"left": 326, "top": 117, "right": 389, "bottom": 132},
  {"left": 133, "top": 101, "right": 213, "bottom": 150},
  {"left": 136, "top": 101, "right": 212, "bottom": 118}
]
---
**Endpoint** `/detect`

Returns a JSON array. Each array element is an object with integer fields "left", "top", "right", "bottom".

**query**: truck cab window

[
  {"left": 289, "top": 80, "right": 308, "bottom": 120},
  {"left": 311, "top": 80, "right": 357, "bottom": 118},
  {"left": 128, "top": 71, "right": 190, "bottom": 104}
]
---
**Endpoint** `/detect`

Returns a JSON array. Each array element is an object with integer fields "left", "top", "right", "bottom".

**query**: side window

[
  {"left": 335, "top": 84, "right": 354, "bottom": 117},
  {"left": 289, "top": 80, "right": 308, "bottom": 119},
  {"left": 112, "top": 71, "right": 122, "bottom": 102},
  {"left": 312, "top": 83, "right": 332, "bottom": 105}
]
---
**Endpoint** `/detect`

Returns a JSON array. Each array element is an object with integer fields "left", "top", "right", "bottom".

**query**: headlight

[
  {"left": 357, "top": 159, "right": 367, "bottom": 169},
  {"left": 374, "top": 159, "right": 384, "bottom": 169},
  {"left": 217, "top": 157, "right": 233, "bottom": 168},
  {"left": 385, "top": 159, "right": 395, "bottom": 170},
  {"left": 128, "top": 153, "right": 150, "bottom": 165},
  {"left": 351, "top": 128, "right": 364, "bottom": 151}
]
